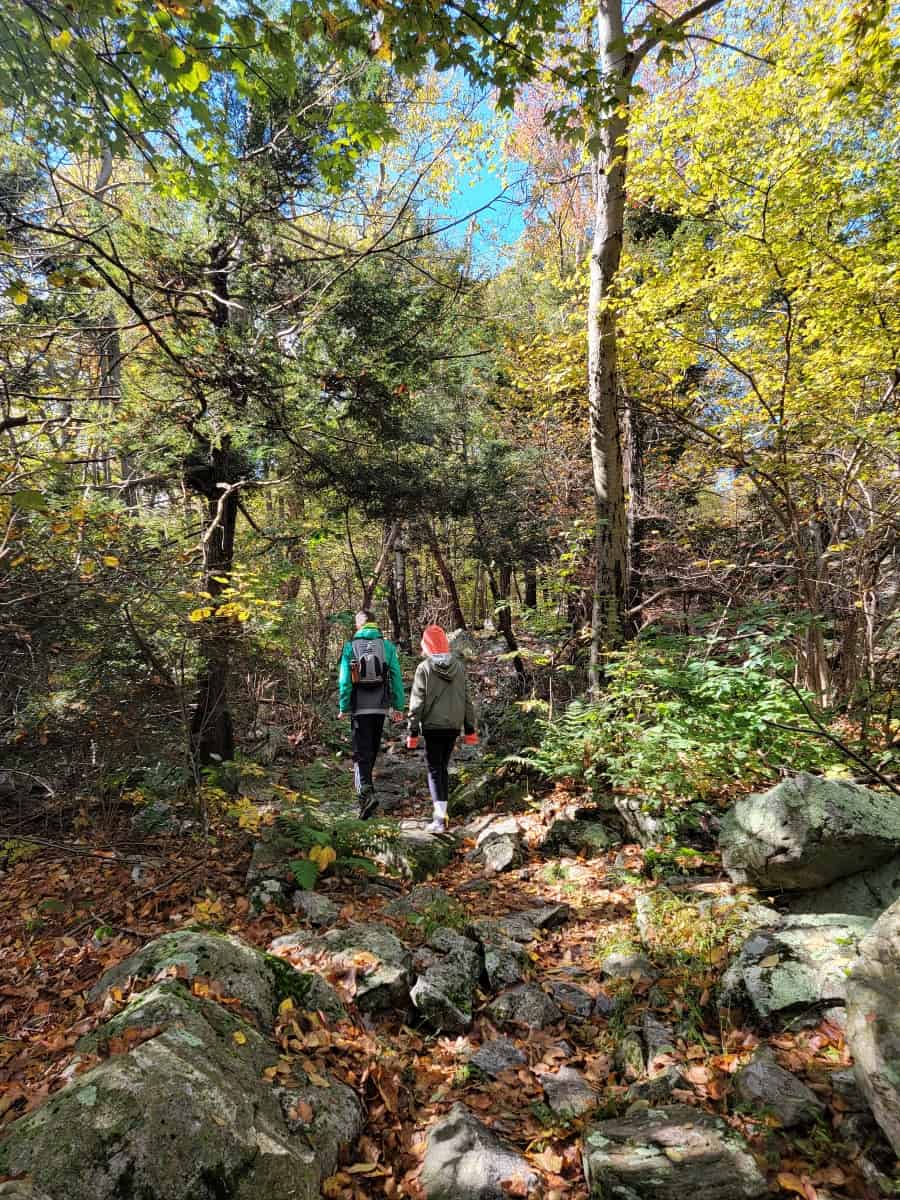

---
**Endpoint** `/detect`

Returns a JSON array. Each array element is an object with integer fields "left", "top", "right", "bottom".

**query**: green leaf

[
  {"left": 12, "top": 489, "right": 48, "bottom": 512},
  {"left": 288, "top": 858, "right": 319, "bottom": 890}
]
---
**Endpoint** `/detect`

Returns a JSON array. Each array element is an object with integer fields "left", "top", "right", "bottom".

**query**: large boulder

[
  {"left": 846, "top": 896, "right": 900, "bottom": 1154},
  {"left": 787, "top": 854, "right": 900, "bottom": 919},
  {"left": 582, "top": 1106, "right": 767, "bottom": 1199},
  {"left": 421, "top": 1103, "right": 539, "bottom": 1199},
  {"left": 89, "top": 930, "right": 317, "bottom": 1029},
  {"left": 542, "top": 817, "right": 611, "bottom": 858},
  {"left": 719, "top": 774, "right": 900, "bottom": 891},
  {"left": 0, "top": 966, "right": 362, "bottom": 1200},
  {"left": 721, "top": 913, "right": 873, "bottom": 1020}
]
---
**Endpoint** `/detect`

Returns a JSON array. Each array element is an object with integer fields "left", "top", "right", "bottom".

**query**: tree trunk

[
  {"left": 426, "top": 524, "right": 467, "bottom": 630},
  {"left": 489, "top": 563, "right": 526, "bottom": 682},
  {"left": 386, "top": 561, "right": 402, "bottom": 643},
  {"left": 524, "top": 565, "right": 538, "bottom": 610},
  {"left": 190, "top": 447, "right": 238, "bottom": 766},
  {"left": 361, "top": 519, "right": 400, "bottom": 609},
  {"left": 587, "top": 0, "right": 631, "bottom": 695},
  {"left": 622, "top": 383, "right": 644, "bottom": 628},
  {"left": 394, "top": 536, "right": 412, "bottom": 650}
]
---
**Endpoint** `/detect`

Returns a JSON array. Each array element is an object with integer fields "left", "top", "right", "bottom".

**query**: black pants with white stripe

[{"left": 351, "top": 713, "right": 385, "bottom": 794}]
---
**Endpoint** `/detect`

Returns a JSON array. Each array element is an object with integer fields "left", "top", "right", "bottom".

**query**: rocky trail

[{"left": 2, "top": 649, "right": 900, "bottom": 1199}]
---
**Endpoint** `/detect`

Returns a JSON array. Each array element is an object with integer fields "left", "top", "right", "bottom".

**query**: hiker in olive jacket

[
  {"left": 338, "top": 610, "right": 405, "bottom": 819},
  {"left": 406, "top": 624, "right": 477, "bottom": 833}
]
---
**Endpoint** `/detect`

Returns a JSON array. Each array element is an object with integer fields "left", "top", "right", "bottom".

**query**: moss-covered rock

[
  {"left": 582, "top": 1106, "right": 767, "bottom": 1198},
  {"left": 720, "top": 774, "right": 900, "bottom": 891},
  {"left": 846, "top": 896, "right": 900, "bottom": 1155},
  {"left": 0, "top": 983, "right": 362, "bottom": 1200},
  {"left": 89, "top": 930, "right": 303, "bottom": 1029},
  {"left": 721, "top": 913, "right": 873, "bottom": 1020},
  {"left": 378, "top": 821, "right": 459, "bottom": 881}
]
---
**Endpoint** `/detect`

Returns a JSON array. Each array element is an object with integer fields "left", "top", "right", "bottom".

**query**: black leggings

[{"left": 424, "top": 728, "right": 458, "bottom": 808}]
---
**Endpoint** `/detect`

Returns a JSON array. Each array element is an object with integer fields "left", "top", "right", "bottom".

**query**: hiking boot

[
  {"left": 358, "top": 789, "right": 378, "bottom": 820},
  {"left": 426, "top": 817, "right": 447, "bottom": 834}
]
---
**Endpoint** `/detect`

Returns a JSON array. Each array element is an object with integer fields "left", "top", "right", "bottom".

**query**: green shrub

[{"left": 510, "top": 628, "right": 842, "bottom": 814}]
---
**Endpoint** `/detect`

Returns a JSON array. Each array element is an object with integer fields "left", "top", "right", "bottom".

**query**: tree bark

[
  {"left": 361, "top": 519, "right": 400, "bottom": 609},
  {"left": 524, "top": 565, "right": 538, "bottom": 610},
  {"left": 426, "top": 524, "right": 467, "bottom": 630},
  {"left": 587, "top": 0, "right": 631, "bottom": 694},
  {"left": 394, "top": 535, "right": 412, "bottom": 650},
  {"left": 190, "top": 448, "right": 239, "bottom": 766}
]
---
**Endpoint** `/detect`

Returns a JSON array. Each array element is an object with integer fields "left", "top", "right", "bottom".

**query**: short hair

[{"left": 356, "top": 609, "right": 375, "bottom": 626}]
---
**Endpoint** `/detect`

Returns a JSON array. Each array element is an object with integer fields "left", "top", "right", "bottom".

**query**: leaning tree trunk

[
  {"left": 426, "top": 523, "right": 467, "bottom": 630},
  {"left": 587, "top": 0, "right": 631, "bottom": 695}
]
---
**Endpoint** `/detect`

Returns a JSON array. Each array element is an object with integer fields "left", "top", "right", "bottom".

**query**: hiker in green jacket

[
  {"left": 337, "top": 610, "right": 405, "bottom": 819},
  {"left": 406, "top": 624, "right": 477, "bottom": 833}
]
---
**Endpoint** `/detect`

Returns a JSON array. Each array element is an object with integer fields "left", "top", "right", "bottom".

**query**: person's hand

[{"left": 338, "top": 710, "right": 348, "bottom": 720}]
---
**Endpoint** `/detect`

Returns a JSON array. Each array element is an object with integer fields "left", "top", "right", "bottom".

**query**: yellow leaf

[
  {"left": 188, "top": 607, "right": 213, "bottom": 622},
  {"left": 309, "top": 844, "right": 337, "bottom": 870},
  {"left": 50, "top": 29, "right": 72, "bottom": 51},
  {"left": 232, "top": 1030, "right": 247, "bottom": 1045},
  {"left": 102, "top": 555, "right": 119, "bottom": 567},
  {"left": 346, "top": 1162, "right": 380, "bottom": 1174},
  {"left": 278, "top": 997, "right": 294, "bottom": 1016}
]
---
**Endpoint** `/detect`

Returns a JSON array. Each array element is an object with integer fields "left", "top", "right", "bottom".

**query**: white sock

[{"left": 433, "top": 801, "right": 448, "bottom": 822}]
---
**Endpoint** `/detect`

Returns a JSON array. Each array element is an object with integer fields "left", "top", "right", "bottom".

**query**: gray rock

[
  {"left": 0, "top": 1183, "right": 53, "bottom": 1199},
  {"left": 0, "top": 981, "right": 362, "bottom": 1200},
  {"left": 470, "top": 1038, "right": 527, "bottom": 1078},
  {"left": 475, "top": 817, "right": 521, "bottom": 845},
  {"left": 734, "top": 1047, "right": 825, "bottom": 1127},
  {"left": 475, "top": 832, "right": 524, "bottom": 873},
  {"left": 89, "top": 930, "right": 304, "bottom": 1029},
  {"left": 626, "top": 1067, "right": 685, "bottom": 1106},
  {"left": 130, "top": 800, "right": 177, "bottom": 835},
  {"left": 320, "top": 923, "right": 413, "bottom": 1012},
  {"left": 411, "top": 928, "right": 482, "bottom": 1032},
  {"left": 546, "top": 981, "right": 595, "bottom": 1021},
  {"left": 601, "top": 950, "right": 657, "bottom": 983},
  {"left": 488, "top": 984, "right": 563, "bottom": 1029},
  {"left": 721, "top": 913, "right": 873, "bottom": 1019},
  {"left": 829, "top": 1067, "right": 868, "bottom": 1112},
  {"left": 543, "top": 817, "right": 611, "bottom": 858},
  {"left": 542, "top": 1066, "right": 596, "bottom": 1116},
  {"left": 846, "top": 895, "right": 900, "bottom": 1154},
  {"left": 482, "top": 935, "right": 529, "bottom": 990},
  {"left": 642, "top": 1014, "right": 676, "bottom": 1063},
  {"left": 379, "top": 821, "right": 458, "bottom": 882},
  {"left": 250, "top": 877, "right": 289, "bottom": 912},
  {"left": 246, "top": 824, "right": 299, "bottom": 886},
  {"left": 583, "top": 1105, "right": 767, "bottom": 1199},
  {"left": 383, "top": 884, "right": 457, "bottom": 918},
  {"left": 421, "top": 1103, "right": 539, "bottom": 1200},
  {"left": 292, "top": 891, "right": 340, "bottom": 928},
  {"left": 719, "top": 774, "right": 900, "bottom": 891},
  {"left": 613, "top": 797, "right": 667, "bottom": 846},
  {"left": 615, "top": 1032, "right": 646, "bottom": 1081},
  {"left": 788, "top": 854, "right": 900, "bottom": 919}
]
